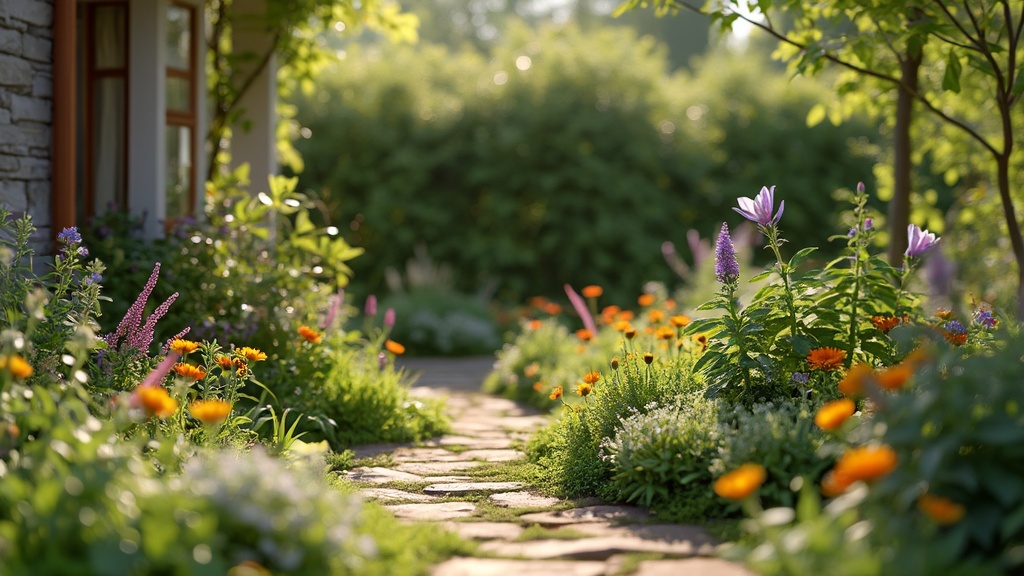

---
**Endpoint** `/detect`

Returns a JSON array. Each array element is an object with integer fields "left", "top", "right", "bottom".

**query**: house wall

[{"left": 0, "top": 0, "right": 53, "bottom": 250}]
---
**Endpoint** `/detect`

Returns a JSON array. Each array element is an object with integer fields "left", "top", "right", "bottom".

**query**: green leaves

[{"left": 942, "top": 49, "right": 962, "bottom": 93}]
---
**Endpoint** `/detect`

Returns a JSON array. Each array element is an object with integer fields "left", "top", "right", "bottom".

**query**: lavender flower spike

[
  {"left": 905, "top": 224, "right": 939, "bottom": 257},
  {"left": 733, "top": 185, "right": 784, "bottom": 227},
  {"left": 715, "top": 222, "right": 740, "bottom": 284}
]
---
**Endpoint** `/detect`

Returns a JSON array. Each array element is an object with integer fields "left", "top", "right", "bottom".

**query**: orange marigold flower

[
  {"left": 583, "top": 371, "right": 601, "bottom": 384},
  {"left": 934, "top": 308, "right": 956, "bottom": 320},
  {"left": 576, "top": 329, "right": 594, "bottom": 342},
  {"left": 542, "top": 302, "right": 562, "bottom": 315},
  {"left": 215, "top": 354, "right": 238, "bottom": 370},
  {"left": 236, "top": 347, "right": 267, "bottom": 362},
  {"left": 669, "top": 315, "right": 691, "bottom": 328},
  {"left": 169, "top": 339, "right": 200, "bottom": 355},
  {"left": 298, "top": 325, "right": 322, "bottom": 344},
  {"left": 834, "top": 445, "right": 898, "bottom": 484},
  {"left": 648, "top": 310, "right": 665, "bottom": 324},
  {"left": 664, "top": 299, "right": 676, "bottom": 309},
  {"left": 582, "top": 285, "right": 603, "bottom": 299},
  {"left": 713, "top": 463, "right": 766, "bottom": 500},
  {"left": 918, "top": 493, "right": 966, "bottom": 525},
  {"left": 1, "top": 354, "right": 33, "bottom": 379},
  {"left": 610, "top": 357, "right": 620, "bottom": 370},
  {"left": 235, "top": 364, "right": 249, "bottom": 378},
  {"left": 624, "top": 329, "right": 637, "bottom": 340},
  {"left": 814, "top": 398, "right": 856, "bottom": 431},
  {"left": 870, "top": 315, "right": 901, "bottom": 334},
  {"left": 137, "top": 386, "right": 177, "bottom": 418},
  {"left": 549, "top": 386, "right": 563, "bottom": 400},
  {"left": 529, "top": 296, "right": 548, "bottom": 308},
  {"left": 807, "top": 347, "right": 846, "bottom": 371},
  {"left": 617, "top": 310, "right": 635, "bottom": 321},
  {"left": 576, "top": 382, "right": 592, "bottom": 397},
  {"left": 385, "top": 339, "right": 406, "bottom": 355},
  {"left": 638, "top": 294, "right": 656, "bottom": 307},
  {"left": 655, "top": 326, "right": 675, "bottom": 340},
  {"left": 614, "top": 320, "right": 633, "bottom": 332},
  {"left": 524, "top": 362, "right": 540, "bottom": 378},
  {"left": 643, "top": 352, "right": 654, "bottom": 365},
  {"left": 173, "top": 362, "right": 207, "bottom": 381},
  {"left": 532, "top": 381, "right": 543, "bottom": 392},
  {"left": 839, "top": 363, "right": 874, "bottom": 397},
  {"left": 528, "top": 319, "right": 543, "bottom": 330},
  {"left": 820, "top": 470, "right": 852, "bottom": 497},
  {"left": 601, "top": 305, "right": 621, "bottom": 320},
  {"left": 189, "top": 399, "right": 233, "bottom": 426},
  {"left": 876, "top": 364, "right": 913, "bottom": 390}
]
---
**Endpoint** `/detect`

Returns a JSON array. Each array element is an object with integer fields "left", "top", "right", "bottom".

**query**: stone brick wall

[{"left": 0, "top": 0, "right": 53, "bottom": 252}]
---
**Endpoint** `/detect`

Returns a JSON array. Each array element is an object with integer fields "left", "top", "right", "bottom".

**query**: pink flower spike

[
  {"left": 733, "top": 185, "right": 785, "bottom": 227},
  {"left": 384, "top": 307, "right": 396, "bottom": 328},
  {"left": 134, "top": 351, "right": 182, "bottom": 400},
  {"left": 564, "top": 284, "right": 597, "bottom": 335},
  {"left": 905, "top": 224, "right": 940, "bottom": 257}
]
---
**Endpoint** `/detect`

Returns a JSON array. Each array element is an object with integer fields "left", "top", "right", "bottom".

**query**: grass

[{"left": 513, "top": 525, "right": 594, "bottom": 542}]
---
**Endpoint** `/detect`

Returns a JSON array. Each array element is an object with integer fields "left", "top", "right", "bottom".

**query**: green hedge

[{"left": 293, "top": 22, "right": 877, "bottom": 304}]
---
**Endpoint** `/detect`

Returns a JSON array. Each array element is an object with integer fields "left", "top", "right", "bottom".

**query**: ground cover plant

[
  {"left": 514, "top": 182, "right": 1020, "bottom": 573},
  {"left": 0, "top": 209, "right": 464, "bottom": 574}
]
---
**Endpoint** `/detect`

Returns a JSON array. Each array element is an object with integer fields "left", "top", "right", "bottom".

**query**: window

[
  {"left": 76, "top": 1, "right": 128, "bottom": 222},
  {"left": 165, "top": 2, "right": 197, "bottom": 223}
]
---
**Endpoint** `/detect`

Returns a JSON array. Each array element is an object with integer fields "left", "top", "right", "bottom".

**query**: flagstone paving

[{"left": 340, "top": 356, "right": 755, "bottom": 576}]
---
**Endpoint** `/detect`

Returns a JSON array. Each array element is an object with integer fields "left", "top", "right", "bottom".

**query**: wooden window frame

[{"left": 165, "top": 0, "right": 198, "bottom": 225}]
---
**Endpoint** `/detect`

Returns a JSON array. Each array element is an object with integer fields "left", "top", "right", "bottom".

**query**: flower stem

[{"left": 764, "top": 225, "right": 799, "bottom": 336}]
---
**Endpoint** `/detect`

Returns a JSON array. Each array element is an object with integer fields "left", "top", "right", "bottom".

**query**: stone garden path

[{"left": 344, "top": 357, "right": 755, "bottom": 576}]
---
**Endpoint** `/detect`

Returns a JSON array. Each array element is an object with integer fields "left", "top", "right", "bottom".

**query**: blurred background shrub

[{"left": 291, "top": 21, "right": 879, "bottom": 307}]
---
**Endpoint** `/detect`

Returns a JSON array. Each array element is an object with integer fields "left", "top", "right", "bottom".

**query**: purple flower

[
  {"left": 365, "top": 295, "right": 377, "bottom": 316},
  {"left": 848, "top": 228, "right": 857, "bottom": 238},
  {"left": 384, "top": 307, "right": 396, "bottom": 329},
  {"left": 83, "top": 272, "right": 102, "bottom": 285},
  {"left": 974, "top": 309, "right": 998, "bottom": 329},
  {"left": 714, "top": 223, "right": 740, "bottom": 284},
  {"left": 57, "top": 227, "right": 82, "bottom": 244},
  {"left": 733, "top": 185, "right": 784, "bottom": 227},
  {"left": 857, "top": 182, "right": 866, "bottom": 194},
  {"left": 77, "top": 247, "right": 89, "bottom": 257},
  {"left": 944, "top": 320, "right": 966, "bottom": 335},
  {"left": 863, "top": 218, "right": 873, "bottom": 231},
  {"left": 905, "top": 224, "right": 940, "bottom": 258},
  {"left": 790, "top": 372, "right": 809, "bottom": 384}
]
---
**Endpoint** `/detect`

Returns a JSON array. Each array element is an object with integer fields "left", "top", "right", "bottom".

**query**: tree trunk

[{"left": 888, "top": 48, "right": 922, "bottom": 266}]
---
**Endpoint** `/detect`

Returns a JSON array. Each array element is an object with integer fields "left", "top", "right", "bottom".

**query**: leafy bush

[
  {"left": 602, "top": 398, "right": 723, "bottom": 520},
  {"left": 713, "top": 400, "right": 830, "bottom": 509},
  {"left": 293, "top": 23, "right": 877, "bottom": 305}
]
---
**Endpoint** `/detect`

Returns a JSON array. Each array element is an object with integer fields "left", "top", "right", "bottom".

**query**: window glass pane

[
  {"left": 93, "top": 78, "right": 126, "bottom": 213},
  {"left": 166, "top": 76, "right": 191, "bottom": 112},
  {"left": 166, "top": 5, "right": 191, "bottom": 71},
  {"left": 166, "top": 125, "right": 192, "bottom": 218},
  {"left": 94, "top": 5, "right": 126, "bottom": 69}
]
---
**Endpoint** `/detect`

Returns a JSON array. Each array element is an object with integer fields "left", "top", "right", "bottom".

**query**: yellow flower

[
  {"left": 918, "top": 493, "right": 966, "bottom": 525},
  {"left": 215, "top": 354, "right": 238, "bottom": 370},
  {"left": 934, "top": 308, "right": 955, "bottom": 320},
  {"left": 643, "top": 352, "right": 654, "bottom": 365},
  {"left": 190, "top": 399, "right": 233, "bottom": 426},
  {"left": 298, "top": 325, "right": 322, "bottom": 344},
  {"left": 648, "top": 310, "right": 665, "bottom": 324},
  {"left": 576, "top": 382, "right": 592, "bottom": 397},
  {"left": 693, "top": 333, "right": 708, "bottom": 352},
  {"left": 669, "top": 315, "right": 691, "bottom": 328},
  {"left": 169, "top": 339, "right": 200, "bottom": 355},
  {"left": 173, "top": 363, "right": 207, "bottom": 381},
  {"left": 814, "top": 398, "right": 856, "bottom": 431},
  {"left": 385, "top": 339, "right": 405, "bottom": 355},
  {"left": 838, "top": 363, "right": 874, "bottom": 397},
  {"left": 582, "top": 371, "right": 601, "bottom": 384},
  {"left": 654, "top": 326, "right": 675, "bottom": 340},
  {"left": 1, "top": 354, "right": 33, "bottom": 379},
  {"left": 807, "top": 347, "right": 846, "bottom": 371},
  {"left": 713, "top": 463, "right": 766, "bottom": 500},
  {"left": 236, "top": 347, "right": 267, "bottom": 362},
  {"left": 137, "top": 386, "right": 177, "bottom": 418},
  {"left": 582, "top": 285, "right": 603, "bottom": 299},
  {"left": 549, "top": 385, "right": 563, "bottom": 400},
  {"left": 624, "top": 328, "right": 637, "bottom": 340}
]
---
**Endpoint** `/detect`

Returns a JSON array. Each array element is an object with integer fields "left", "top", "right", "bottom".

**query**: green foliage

[
  {"left": 602, "top": 398, "right": 722, "bottom": 519},
  {"left": 713, "top": 400, "right": 831, "bottom": 509},
  {"left": 294, "top": 22, "right": 875, "bottom": 304}
]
